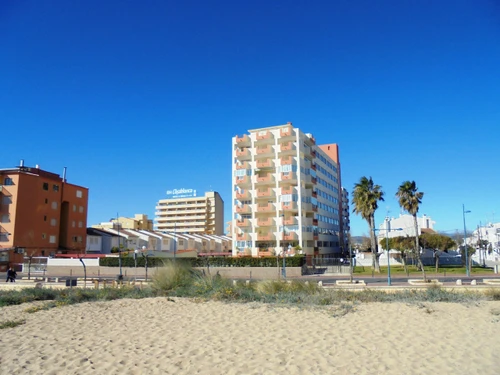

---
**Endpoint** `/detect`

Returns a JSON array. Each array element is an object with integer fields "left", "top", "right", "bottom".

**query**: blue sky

[{"left": 1, "top": 0, "right": 499, "bottom": 236}]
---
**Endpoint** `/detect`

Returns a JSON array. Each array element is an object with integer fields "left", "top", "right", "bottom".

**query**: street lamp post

[
  {"left": 134, "top": 249, "right": 139, "bottom": 282},
  {"left": 463, "top": 204, "right": 471, "bottom": 277},
  {"left": 374, "top": 226, "right": 403, "bottom": 286}
]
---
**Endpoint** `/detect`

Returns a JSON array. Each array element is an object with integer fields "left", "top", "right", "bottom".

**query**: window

[
  {"left": 42, "top": 233, "right": 46, "bottom": 239},
  {"left": 45, "top": 198, "right": 48, "bottom": 204},
  {"left": 43, "top": 182, "right": 49, "bottom": 191},
  {"left": 49, "top": 235, "right": 56, "bottom": 244},
  {"left": 50, "top": 218, "right": 57, "bottom": 226},
  {"left": 79, "top": 206, "right": 84, "bottom": 213},
  {"left": 73, "top": 204, "right": 76, "bottom": 212},
  {"left": 1, "top": 214, "right": 9, "bottom": 223},
  {"left": 2, "top": 196, "right": 12, "bottom": 205},
  {"left": 51, "top": 201, "right": 58, "bottom": 209},
  {"left": 76, "top": 190, "right": 83, "bottom": 198},
  {"left": 44, "top": 216, "right": 47, "bottom": 222},
  {"left": 179, "top": 240, "right": 184, "bottom": 246},
  {"left": 4, "top": 177, "right": 13, "bottom": 185},
  {"left": 72, "top": 236, "right": 78, "bottom": 242},
  {"left": 77, "top": 236, "right": 83, "bottom": 243},
  {"left": 72, "top": 221, "right": 76, "bottom": 228},
  {"left": 78, "top": 221, "right": 83, "bottom": 228},
  {"left": 0, "top": 233, "right": 8, "bottom": 242},
  {"left": 53, "top": 184, "right": 59, "bottom": 192}
]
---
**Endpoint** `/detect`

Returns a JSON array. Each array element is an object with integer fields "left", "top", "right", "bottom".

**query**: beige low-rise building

[
  {"left": 154, "top": 191, "right": 224, "bottom": 235},
  {"left": 92, "top": 214, "right": 153, "bottom": 231}
]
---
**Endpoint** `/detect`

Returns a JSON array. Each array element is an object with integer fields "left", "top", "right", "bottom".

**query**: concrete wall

[{"left": 45, "top": 265, "right": 302, "bottom": 279}]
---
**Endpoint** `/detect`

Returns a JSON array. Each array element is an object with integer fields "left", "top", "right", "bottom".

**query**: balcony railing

[
  {"left": 257, "top": 188, "right": 273, "bottom": 198},
  {"left": 236, "top": 190, "right": 250, "bottom": 200},
  {"left": 280, "top": 142, "right": 296, "bottom": 152},
  {"left": 235, "top": 176, "right": 251, "bottom": 185},
  {"left": 283, "top": 232, "right": 298, "bottom": 241},
  {"left": 236, "top": 161, "right": 250, "bottom": 170},
  {"left": 257, "top": 203, "right": 274, "bottom": 212},
  {"left": 280, "top": 156, "right": 293, "bottom": 165},
  {"left": 281, "top": 186, "right": 295, "bottom": 195},
  {"left": 235, "top": 204, "right": 251, "bottom": 214},
  {"left": 257, "top": 217, "right": 273, "bottom": 226},
  {"left": 256, "top": 145, "right": 273, "bottom": 155},
  {"left": 255, "top": 131, "right": 274, "bottom": 142},
  {"left": 257, "top": 233, "right": 275, "bottom": 241},
  {"left": 256, "top": 159, "right": 273, "bottom": 168},
  {"left": 236, "top": 233, "right": 250, "bottom": 241},
  {"left": 283, "top": 216, "right": 297, "bottom": 225},
  {"left": 236, "top": 219, "right": 250, "bottom": 227},
  {"left": 281, "top": 201, "right": 298, "bottom": 210},
  {"left": 256, "top": 174, "right": 275, "bottom": 184},
  {"left": 280, "top": 125, "right": 294, "bottom": 138},
  {"left": 235, "top": 134, "right": 251, "bottom": 144},
  {"left": 236, "top": 148, "right": 251, "bottom": 158},
  {"left": 280, "top": 172, "right": 297, "bottom": 183}
]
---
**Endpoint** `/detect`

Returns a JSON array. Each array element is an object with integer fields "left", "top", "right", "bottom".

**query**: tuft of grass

[
  {"left": 0, "top": 288, "right": 59, "bottom": 307},
  {"left": 484, "top": 288, "right": 500, "bottom": 301},
  {"left": 151, "top": 261, "right": 195, "bottom": 295},
  {"left": 0, "top": 319, "right": 26, "bottom": 329}
]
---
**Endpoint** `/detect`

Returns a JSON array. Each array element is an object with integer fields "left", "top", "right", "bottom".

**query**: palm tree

[
  {"left": 352, "top": 177, "right": 384, "bottom": 272},
  {"left": 396, "top": 180, "right": 425, "bottom": 280}
]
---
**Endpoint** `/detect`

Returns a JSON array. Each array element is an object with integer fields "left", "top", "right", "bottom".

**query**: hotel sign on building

[{"left": 165, "top": 188, "right": 197, "bottom": 199}]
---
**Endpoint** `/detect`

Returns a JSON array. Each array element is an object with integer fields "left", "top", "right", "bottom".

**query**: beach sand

[{"left": 1, "top": 297, "right": 500, "bottom": 375}]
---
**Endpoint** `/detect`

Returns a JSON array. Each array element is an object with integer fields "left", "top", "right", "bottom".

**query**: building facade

[
  {"left": 232, "top": 122, "right": 347, "bottom": 257},
  {"left": 93, "top": 214, "right": 154, "bottom": 231},
  {"left": 0, "top": 162, "right": 89, "bottom": 270},
  {"left": 377, "top": 214, "right": 436, "bottom": 241},
  {"left": 154, "top": 191, "right": 224, "bottom": 235}
]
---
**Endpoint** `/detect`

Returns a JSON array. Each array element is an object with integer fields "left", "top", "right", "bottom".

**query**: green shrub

[
  {"left": 151, "top": 261, "right": 194, "bottom": 294},
  {"left": 0, "top": 288, "right": 59, "bottom": 307},
  {"left": 484, "top": 288, "right": 500, "bottom": 301},
  {"left": 0, "top": 319, "right": 26, "bottom": 329},
  {"left": 99, "top": 256, "right": 306, "bottom": 268}
]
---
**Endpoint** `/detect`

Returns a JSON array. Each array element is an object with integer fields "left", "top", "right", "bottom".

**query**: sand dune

[{"left": 1, "top": 298, "right": 500, "bottom": 375}]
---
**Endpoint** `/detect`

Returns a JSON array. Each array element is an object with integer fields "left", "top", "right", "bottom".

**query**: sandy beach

[{"left": 1, "top": 297, "right": 500, "bottom": 375}]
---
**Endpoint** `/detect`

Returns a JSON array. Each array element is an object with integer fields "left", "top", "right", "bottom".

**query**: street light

[
  {"left": 463, "top": 204, "right": 471, "bottom": 277},
  {"left": 374, "top": 226, "right": 403, "bottom": 286},
  {"left": 134, "top": 249, "right": 139, "bottom": 282}
]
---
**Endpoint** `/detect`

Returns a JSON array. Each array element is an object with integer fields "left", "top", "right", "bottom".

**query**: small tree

[{"left": 420, "top": 233, "right": 456, "bottom": 272}]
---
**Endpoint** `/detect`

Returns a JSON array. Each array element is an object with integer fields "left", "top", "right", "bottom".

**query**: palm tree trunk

[
  {"left": 370, "top": 216, "right": 380, "bottom": 273},
  {"left": 402, "top": 253, "right": 408, "bottom": 275},
  {"left": 413, "top": 214, "right": 426, "bottom": 281}
]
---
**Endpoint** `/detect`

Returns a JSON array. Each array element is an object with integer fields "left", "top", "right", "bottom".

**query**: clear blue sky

[{"left": 2, "top": 0, "right": 499, "bottom": 237}]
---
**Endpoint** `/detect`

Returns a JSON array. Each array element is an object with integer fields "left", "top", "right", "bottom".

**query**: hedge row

[{"left": 99, "top": 256, "right": 305, "bottom": 268}]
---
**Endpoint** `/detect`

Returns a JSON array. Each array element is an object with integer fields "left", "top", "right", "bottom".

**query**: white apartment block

[
  {"left": 470, "top": 222, "right": 500, "bottom": 252},
  {"left": 377, "top": 214, "right": 436, "bottom": 240},
  {"left": 154, "top": 191, "right": 224, "bottom": 235},
  {"left": 232, "top": 122, "right": 348, "bottom": 257}
]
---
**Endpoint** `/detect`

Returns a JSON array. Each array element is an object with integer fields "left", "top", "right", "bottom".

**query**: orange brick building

[{"left": 0, "top": 162, "right": 89, "bottom": 270}]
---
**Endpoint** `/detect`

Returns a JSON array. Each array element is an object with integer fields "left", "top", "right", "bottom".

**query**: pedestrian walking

[{"left": 5, "top": 267, "right": 17, "bottom": 282}]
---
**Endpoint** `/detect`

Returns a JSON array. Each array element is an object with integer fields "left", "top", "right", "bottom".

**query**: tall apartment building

[
  {"left": 0, "top": 162, "right": 89, "bottom": 270},
  {"left": 232, "top": 122, "right": 349, "bottom": 257},
  {"left": 155, "top": 191, "right": 224, "bottom": 235}
]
